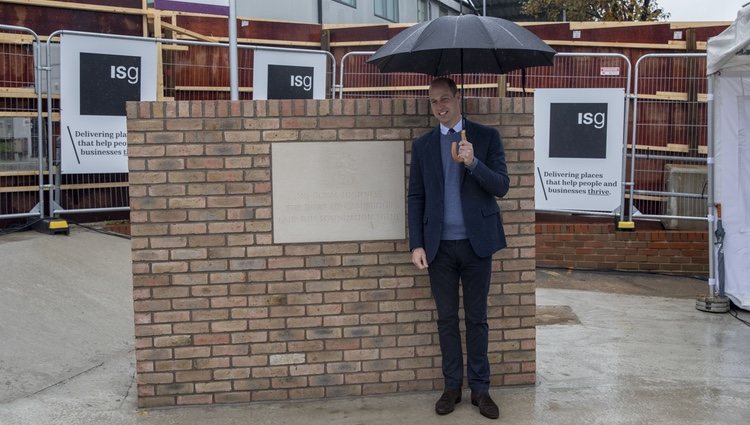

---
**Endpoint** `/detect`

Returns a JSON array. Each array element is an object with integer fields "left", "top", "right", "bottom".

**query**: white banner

[
  {"left": 60, "top": 33, "right": 157, "bottom": 174},
  {"left": 252, "top": 50, "right": 327, "bottom": 100},
  {"left": 534, "top": 88, "right": 625, "bottom": 212}
]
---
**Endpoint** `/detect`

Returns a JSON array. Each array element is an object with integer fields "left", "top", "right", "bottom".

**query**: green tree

[{"left": 521, "top": 0, "right": 670, "bottom": 21}]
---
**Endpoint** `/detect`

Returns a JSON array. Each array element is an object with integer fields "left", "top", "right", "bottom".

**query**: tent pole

[
  {"left": 707, "top": 75, "right": 717, "bottom": 298},
  {"left": 695, "top": 73, "right": 729, "bottom": 313}
]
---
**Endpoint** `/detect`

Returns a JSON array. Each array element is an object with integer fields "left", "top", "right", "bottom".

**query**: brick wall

[
  {"left": 126, "top": 98, "right": 536, "bottom": 408},
  {"left": 536, "top": 222, "right": 708, "bottom": 275}
]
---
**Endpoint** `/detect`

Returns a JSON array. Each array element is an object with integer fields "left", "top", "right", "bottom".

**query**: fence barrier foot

[
  {"left": 617, "top": 220, "right": 635, "bottom": 231},
  {"left": 33, "top": 218, "right": 70, "bottom": 235}
]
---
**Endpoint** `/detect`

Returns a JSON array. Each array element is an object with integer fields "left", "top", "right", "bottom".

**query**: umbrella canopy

[{"left": 367, "top": 14, "right": 556, "bottom": 75}]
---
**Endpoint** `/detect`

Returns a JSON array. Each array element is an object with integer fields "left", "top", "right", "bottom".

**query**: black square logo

[
  {"left": 79, "top": 52, "right": 141, "bottom": 116},
  {"left": 549, "top": 103, "right": 608, "bottom": 159},
  {"left": 267, "top": 64, "right": 314, "bottom": 99}
]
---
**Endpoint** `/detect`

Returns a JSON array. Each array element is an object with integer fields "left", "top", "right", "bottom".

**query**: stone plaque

[{"left": 272, "top": 141, "right": 406, "bottom": 243}]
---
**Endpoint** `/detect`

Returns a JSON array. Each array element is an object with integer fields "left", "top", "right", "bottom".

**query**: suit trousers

[{"left": 428, "top": 239, "right": 492, "bottom": 392}]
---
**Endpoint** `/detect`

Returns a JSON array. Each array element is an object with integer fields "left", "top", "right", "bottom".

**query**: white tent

[{"left": 707, "top": 5, "right": 750, "bottom": 310}]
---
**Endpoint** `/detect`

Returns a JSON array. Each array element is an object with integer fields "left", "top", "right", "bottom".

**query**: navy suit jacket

[{"left": 408, "top": 119, "right": 509, "bottom": 264}]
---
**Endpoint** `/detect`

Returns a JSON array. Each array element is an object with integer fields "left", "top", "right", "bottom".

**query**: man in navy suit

[{"left": 408, "top": 77, "right": 509, "bottom": 419}]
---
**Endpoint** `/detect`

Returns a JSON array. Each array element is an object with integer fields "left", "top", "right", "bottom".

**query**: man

[{"left": 408, "top": 77, "right": 509, "bottom": 419}]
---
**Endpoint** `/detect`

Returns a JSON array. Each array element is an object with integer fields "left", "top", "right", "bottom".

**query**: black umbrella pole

[
  {"left": 449, "top": 49, "right": 468, "bottom": 164},
  {"left": 461, "top": 49, "right": 466, "bottom": 137}
]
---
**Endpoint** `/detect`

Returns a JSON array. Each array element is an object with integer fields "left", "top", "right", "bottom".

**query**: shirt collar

[{"left": 439, "top": 120, "right": 463, "bottom": 136}]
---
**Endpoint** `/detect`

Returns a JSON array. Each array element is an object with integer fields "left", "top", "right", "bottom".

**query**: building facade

[{"left": 234, "top": 0, "right": 472, "bottom": 24}]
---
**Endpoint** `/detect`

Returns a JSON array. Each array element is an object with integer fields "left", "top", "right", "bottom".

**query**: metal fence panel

[
  {"left": 628, "top": 53, "right": 709, "bottom": 227},
  {"left": 40, "top": 32, "right": 337, "bottom": 217},
  {"left": 339, "top": 51, "right": 632, "bottom": 218},
  {"left": 509, "top": 53, "right": 633, "bottom": 219},
  {"left": 339, "top": 51, "right": 510, "bottom": 99},
  {"left": 0, "top": 25, "right": 44, "bottom": 221},
  {"left": 340, "top": 51, "right": 631, "bottom": 98},
  {"left": 43, "top": 31, "right": 130, "bottom": 217}
]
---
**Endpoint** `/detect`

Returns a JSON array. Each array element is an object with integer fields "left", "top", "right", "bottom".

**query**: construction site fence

[
  {"left": 0, "top": 26, "right": 711, "bottom": 231},
  {"left": 0, "top": 28, "right": 337, "bottom": 221},
  {"left": 339, "top": 50, "right": 710, "bottom": 226}
]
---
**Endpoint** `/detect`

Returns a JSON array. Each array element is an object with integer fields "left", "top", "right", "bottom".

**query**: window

[
  {"left": 417, "top": 0, "right": 429, "bottom": 22},
  {"left": 333, "top": 0, "right": 356, "bottom": 7},
  {"left": 374, "top": 0, "right": 398, "bottom": 22}
]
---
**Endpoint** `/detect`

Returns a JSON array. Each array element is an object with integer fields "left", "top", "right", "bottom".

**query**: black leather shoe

[
  {"left": 471, "top": 391, "right": 500, "bottom": 419},
  {"left": 435, "top": 388, "right": 462, "bottom": 415}
]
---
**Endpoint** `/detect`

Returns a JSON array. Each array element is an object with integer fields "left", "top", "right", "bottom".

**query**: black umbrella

[
  {"left": 367, "top": 14, "right": 556, "bottom": 76},
  {"left": 367, "top": 14, "right": 555, "bottom": 161}
]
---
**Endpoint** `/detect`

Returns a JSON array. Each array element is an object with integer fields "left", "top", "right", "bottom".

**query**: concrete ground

[{"left": 1, "top": 227, "right": 749, "bottom": 425}]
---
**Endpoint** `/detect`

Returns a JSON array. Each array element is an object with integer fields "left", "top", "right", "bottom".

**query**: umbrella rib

[
  {"left": 452, "top": 18, "right": 459, "bottom": 48},
  {"left": 395, "top": 28, "right": 426, "bottom": 54},
  {"left": 487, "top": 18, "right": 523, "bottom": 46},
  {"left": 377, "top": 27, "right": 426, "bottom": 72},
  {"left": 476, "top": 19, "right": 511, "bottom": 72},
  {"left": 372, "top": 21, "right": 427, "bottom": 61}
]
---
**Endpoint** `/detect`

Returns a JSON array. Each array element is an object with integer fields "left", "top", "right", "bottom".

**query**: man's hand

[
  {"left": 458, "top": 139, "right": 475, "bottom": 165},
  {"left": 411, "top": 247, "right": 428, "bottom": 270}
]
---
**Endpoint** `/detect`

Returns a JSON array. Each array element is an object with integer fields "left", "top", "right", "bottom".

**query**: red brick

[{"left": 131, "top": 99, "right": 541, "bottom": 406}]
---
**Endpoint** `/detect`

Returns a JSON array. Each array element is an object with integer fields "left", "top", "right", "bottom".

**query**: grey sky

[{"left": 657, "top": 0, "right": 744, "bottom": 21}]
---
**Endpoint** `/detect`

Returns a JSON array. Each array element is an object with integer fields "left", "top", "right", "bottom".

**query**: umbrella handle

[{"left": 450, "top": 130, "right": 467, "bottom": 163}]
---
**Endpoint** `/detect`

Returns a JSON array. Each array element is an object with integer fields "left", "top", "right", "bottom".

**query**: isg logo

[
  {"left": 549, "top": 103, "right": 608, "bottom": 159},
  {"left": 267, "top": 64, "right": 314, "bottom": 99},
  {"left": 577, "top": 111, "right": 606, "bottom": 129},
  {"left": 80, "top": 52, "right": 141, "bottom": 116},
  {"left": 289, "top": 74, "right": 312, "bottom": 92},
  {"left": 110, "top": 64, "right": 139, "bottom": 85}
]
